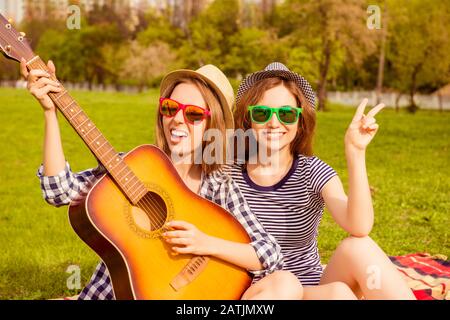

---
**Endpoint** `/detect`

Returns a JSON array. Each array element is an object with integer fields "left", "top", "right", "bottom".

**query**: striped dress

[{"left": 227, "top": 155, "right": 337, "bottom": 286}]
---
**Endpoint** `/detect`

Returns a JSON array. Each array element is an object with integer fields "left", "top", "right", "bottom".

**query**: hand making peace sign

[{"left": 344, "top": 98, "right": 386, "bottom": 151}]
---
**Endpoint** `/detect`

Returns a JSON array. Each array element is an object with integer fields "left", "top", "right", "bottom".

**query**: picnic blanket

[
  {"left": 389, "top": 253, "right": 450, "bottom": 300},
  {"left": 58, "top": 252, "right": 449, "bottom": 300}
]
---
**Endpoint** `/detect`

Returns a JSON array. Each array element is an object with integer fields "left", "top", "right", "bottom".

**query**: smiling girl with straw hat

[{"left": 21, "top": 59, "right": 304, "bottom": 299}]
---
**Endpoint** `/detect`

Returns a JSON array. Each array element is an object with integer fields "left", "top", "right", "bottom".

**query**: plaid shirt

[{"left": 37, "top": 157, "right": 283, "bottom": 300}]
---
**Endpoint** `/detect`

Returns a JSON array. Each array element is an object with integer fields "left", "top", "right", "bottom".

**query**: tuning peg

[
  {"left": 8, "top": 18, "right": 13, "bottom": 24},
  {"left": 19, "top": 32, "right": 26, "bottom": 37}
]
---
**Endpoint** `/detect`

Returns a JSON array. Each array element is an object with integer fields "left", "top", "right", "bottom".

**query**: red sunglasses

[{"left": 159, "top": 97, "right": 211, "bottom": 125}]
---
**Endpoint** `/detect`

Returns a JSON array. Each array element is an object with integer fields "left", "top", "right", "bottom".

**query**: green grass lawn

[{"left": 0, "top": 87, "right": 448, "bottom": 299}]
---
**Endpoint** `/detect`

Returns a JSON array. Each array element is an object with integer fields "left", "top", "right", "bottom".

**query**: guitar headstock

[{"left": 0, "top": 13, "right": 34, "bottom": 62}]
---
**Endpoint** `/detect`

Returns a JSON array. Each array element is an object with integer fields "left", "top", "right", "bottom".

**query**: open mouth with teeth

[
  {"left": 170, "top": 129, "right": 189, "bottom": 142},
  {"left": 263, "top": 131, "right": 286, "bottom": 139}
]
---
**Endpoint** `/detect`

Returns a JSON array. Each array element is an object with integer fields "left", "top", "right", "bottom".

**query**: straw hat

[{"left": 160, "top": 65, "right": 235, "bottom": 129}]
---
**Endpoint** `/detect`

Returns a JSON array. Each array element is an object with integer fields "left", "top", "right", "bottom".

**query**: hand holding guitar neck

[{"left": 20, "top": 58, "right": 61, "bottom": 113}]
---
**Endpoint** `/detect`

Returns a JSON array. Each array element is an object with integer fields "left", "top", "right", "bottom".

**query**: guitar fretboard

[{"left": 27, "top": 56, "right": 147, "bottom": 204}]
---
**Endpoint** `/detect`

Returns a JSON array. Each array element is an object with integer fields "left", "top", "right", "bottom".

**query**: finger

[
  {"left": 166, "top": 220, "right": 194, "bottom": 230},
  {"left": 47, "top": 60, "right": 56, "bottom": 76},
  {"left": 367, "top": 123, "right": 379, "bottom": 131},
  {"left": 367, "top": 103, "right": 385, "bottom": 118},
  {"left": 166, "top": 237, "right": 192, "bottom": 246},
  {"left": 361, "top": 117, "right": 376, "bottom": 129},
  {"left": 352, "top": 98, "right": 368, "bottom": 122},
  {"left": 20, "top": 58, "right": 29, "bottom": 79},
  {"left": 172, "top": 246, "right": 193, "bottom": 254},
  {"left": 163, "top": 230, "right": 192, "bottom": 239},
  {"left": 29, "top": 69, "right": 51, "bottom": 78},
  {"left": 34, "top": 77, "right": 60, "bottom": 89},
  {"left": 28, "top": 69, "right": 51, "bottom": 83},
  {"left": 35, "top": 86, "right": 62, "bottom": 98},
  {"left": 169, "top": 250, "right": 179, "bottom": 256}
]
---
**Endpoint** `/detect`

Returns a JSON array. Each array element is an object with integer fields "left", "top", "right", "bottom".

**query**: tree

[
  {"left": 120, "top": 41, "right": 177, "bottom": 92},
  {"left": 167, "top": 0, "right": 208, "bottom": 33},
  {"left": 137, "top": 9, "right": 184, "bottom": 48},
  {"left": 387, "top": 0, "right": 450, "bottom": 111},
  {"left": 180, "top": 0, "right": 240, "bottom": 69},
  {"left": 79, "top": 24, "right": 123, "bottom": 88},
  {"left": 0, "top": 58, "right": 18, "bottom": 81},
  {"left": 100, "top": 42, "right": 130, "bottom": 89},
  {"left": 35, "top": 28, "right": 85, "bottom": 82},
  {"left": 260, "top": 0, "right": 278, "bottom": 26},
  {"left": 36, "top": 23, "right": 123, "bottom": 88},
  {"left": 277, "top": 0, "right": 377, "bottom": 111},
  {"left": 223, "top": 28, "right": 283, "bottom": 79},
  {"left": 86, "top": 0, "right": 135, "bottom": 40},
  {"left": 21, "top": 0, "right": 65, "bottom": 50},
  {"left": 375, "top": 1, "right": 388, "bottom": 104}
]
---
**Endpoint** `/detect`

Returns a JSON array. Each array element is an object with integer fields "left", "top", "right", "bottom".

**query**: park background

[{"left": 0, "top": 0, "right": 449, "bottom": 299}]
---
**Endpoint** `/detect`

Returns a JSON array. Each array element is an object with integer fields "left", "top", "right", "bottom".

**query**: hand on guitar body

[
  {"left": 163, "top": 220, "right": 265, "bottom": 271},
  {"left": 163, "top": 220, "right": 213, "bottom": 256}
]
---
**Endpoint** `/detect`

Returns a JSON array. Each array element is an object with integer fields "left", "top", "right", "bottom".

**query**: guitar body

[{"left": 68, "top": 144, "right": 252, "bottom": 300}]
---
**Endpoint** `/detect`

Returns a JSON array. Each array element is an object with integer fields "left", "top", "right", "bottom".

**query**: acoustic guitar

[{"left": 0, "top": 14, "right": 252, "bottom": 299}]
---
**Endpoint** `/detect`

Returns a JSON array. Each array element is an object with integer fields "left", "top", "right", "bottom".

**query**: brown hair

[
  {"left": 156, "top": 77, "right": 226, "bottom": 174},
  {"left": 233, "top": 77, "right": 315, "bottom": 157}
]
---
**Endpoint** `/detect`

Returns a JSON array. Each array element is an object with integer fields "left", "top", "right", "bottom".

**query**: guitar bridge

[{"left": 170, "top": 256, "right": 209, "bottom": 291}]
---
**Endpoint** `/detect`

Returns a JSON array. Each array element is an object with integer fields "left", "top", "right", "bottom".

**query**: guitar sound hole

[{"left": 135, "top": 192, "right": 167, "bottom": 231}]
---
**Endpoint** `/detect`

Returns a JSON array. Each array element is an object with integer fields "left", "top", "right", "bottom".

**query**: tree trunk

[
  {"left": 438, "top": 93, "right": 443, "bottom": 113},
  {"left": 96, "top": 67, "right": 105, "bottom": 90},
  {"left": 261, "top": 0, "right": 276, "bottom": 15},
  {"left": 395, "top": 92, "right": 401, "bottom": 113},
  {"left": 409, "top": 62, "right": 424, "bottom": 110},
  {"left": 410, "top": 70, "right": 418, "bottom": 108},
  {"left": 376, "top": 2, "right": 388, "bottom": 104},
  {"left": 317, "top": 41, "right": 331, "bottom": 111},
  {"left": 172, "top": 0, "right": 184, "bottom": 29}
]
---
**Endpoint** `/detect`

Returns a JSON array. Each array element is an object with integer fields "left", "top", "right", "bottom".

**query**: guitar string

[
  {"left": 126, "top": 179, "right": 167, "bottom": 227},
  {"left": 139, "top": 195, "right": 167, "bottom": 229}
]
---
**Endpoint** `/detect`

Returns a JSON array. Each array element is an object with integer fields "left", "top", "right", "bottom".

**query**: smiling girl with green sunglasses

[{"left": 230, "top": 62, "right": 416, "bottom": 300}]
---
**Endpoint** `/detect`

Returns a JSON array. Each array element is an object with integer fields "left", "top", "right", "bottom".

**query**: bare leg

[
  {"left": 241, "top": 270, "right": 303, "bottom": 300},
  {"left": 303, "top": 282, "right": 358, "bottom": 300},
  {"left": 320, "top": 236, "right": 416, "bottom": 300}
]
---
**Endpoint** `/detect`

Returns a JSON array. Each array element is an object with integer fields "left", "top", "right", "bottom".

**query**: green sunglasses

[{"left": 247, "top": 105, "right": 303, "bottom": 125}]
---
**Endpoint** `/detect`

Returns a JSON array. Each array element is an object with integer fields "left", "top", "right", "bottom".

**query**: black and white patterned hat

[{"left": 236, "top": 62, "right": 317, "bottom": 109}]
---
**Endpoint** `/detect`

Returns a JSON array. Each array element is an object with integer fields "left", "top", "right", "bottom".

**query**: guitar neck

[{"left": 26, "top": 56, "right": 147, "bottom": 204}]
